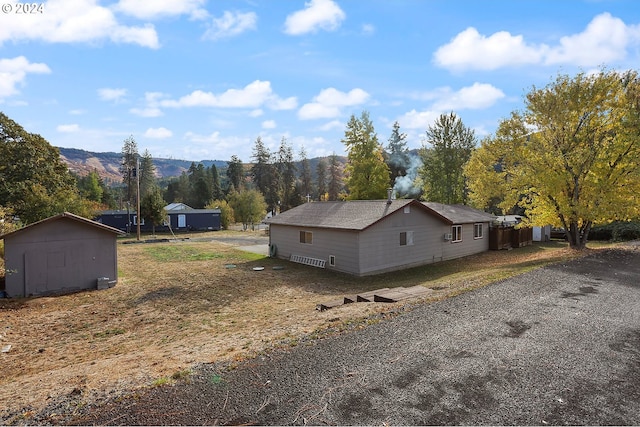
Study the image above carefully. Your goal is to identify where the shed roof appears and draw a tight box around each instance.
[0,212,125,240]
[422,202,495,224]
[266,199,431,231]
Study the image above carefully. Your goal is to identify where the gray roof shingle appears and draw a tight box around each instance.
[266,199,494,231]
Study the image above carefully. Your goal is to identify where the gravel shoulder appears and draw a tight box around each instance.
[52,245,640,426]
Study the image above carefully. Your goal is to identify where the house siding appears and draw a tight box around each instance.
[269,224,360,274]
[4,219,119,297]
[358,208,448,275]
[442,222,490,261]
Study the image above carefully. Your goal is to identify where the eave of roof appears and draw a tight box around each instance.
[0,212,126,240]
[266,199,431,231]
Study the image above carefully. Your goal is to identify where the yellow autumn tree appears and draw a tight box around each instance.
[466,70,640,249]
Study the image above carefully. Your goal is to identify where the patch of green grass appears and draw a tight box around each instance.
[151,377,171,387]
[144,245,225,262]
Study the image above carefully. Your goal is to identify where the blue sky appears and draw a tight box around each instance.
[1,0,639,163]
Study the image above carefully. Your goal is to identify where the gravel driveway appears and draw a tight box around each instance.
[69,246,640,425]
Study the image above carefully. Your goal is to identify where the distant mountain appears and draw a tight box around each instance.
[57,147,229,184]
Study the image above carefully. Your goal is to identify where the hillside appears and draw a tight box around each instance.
[58,147,229,184]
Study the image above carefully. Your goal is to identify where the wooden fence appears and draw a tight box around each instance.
[489,226,533,250]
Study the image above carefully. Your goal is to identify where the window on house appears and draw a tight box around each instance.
[133,215,145,226]
[452,225,462,243]
[400,231,414,246]
[404,206,411,214]
[474,223,483,239]
[299,231,313,244]
[329,255,336,266]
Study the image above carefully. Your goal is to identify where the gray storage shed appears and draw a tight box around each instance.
[1,212,124,297]
[266,199,494,276]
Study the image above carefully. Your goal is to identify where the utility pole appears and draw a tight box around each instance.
[136,155,141,241]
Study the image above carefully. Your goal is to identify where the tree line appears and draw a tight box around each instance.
[1,69,638,250]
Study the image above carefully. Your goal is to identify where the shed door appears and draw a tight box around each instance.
[178,214,186,228]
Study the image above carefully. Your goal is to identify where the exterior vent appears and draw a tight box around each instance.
[443,233,452,241]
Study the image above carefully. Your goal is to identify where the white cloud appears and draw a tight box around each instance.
[98,87,127,102]
[161,80,295,110]
[114,0,208,20]
[432,83,505,111]
[0,0,159,49]
[319,120,344,131]
[434,27,545,71]
[262,120,276,129]
[397,109,441,130]
[203,10,257,41]
[57,124,80,133]
[434,13,640,71]
[284,0,345,35]
[545,13,639,66]
[249,109,264,117]
[298,87,370,120]
[0,56,51,98]
[144,127,173,139]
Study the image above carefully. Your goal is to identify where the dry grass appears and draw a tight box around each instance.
[0,232,614,420]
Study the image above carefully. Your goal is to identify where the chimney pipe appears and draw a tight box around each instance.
[387,188,393,204]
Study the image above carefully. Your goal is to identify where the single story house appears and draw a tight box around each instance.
[0,212,124,298]
[95,204,221,232]
[265,198,494,276]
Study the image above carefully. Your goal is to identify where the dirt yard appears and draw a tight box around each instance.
[0,232,596,424]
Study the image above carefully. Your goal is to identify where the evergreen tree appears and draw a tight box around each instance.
[420,112,475,204]
[226,155,244,193]
[385,121,410,188]
[140,186,166,235]
[328,153,343,201]
[139,149,156,200]
[209,164,222,201]
[77,170,103,202]
[342,111,390,199]
[316,157,328,201]
[298,147,313,201]
[119,136,139,205]
[276,137,298,211]
[251,137,277,210]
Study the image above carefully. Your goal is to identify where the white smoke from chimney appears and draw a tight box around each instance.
[393,154,423,198]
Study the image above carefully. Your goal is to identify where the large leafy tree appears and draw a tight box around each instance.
[0,112,89,223]
[465,70,640,249]
[420,112,476,204]
[342,111,390,199]
[228,189,267,231]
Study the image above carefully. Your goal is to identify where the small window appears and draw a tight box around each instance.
[299,231,313,244]
[400,231,414,246]
[404,206,411,214]
[133,215,145,226]
[452,225,462,243]
[329,255,336,266]
[474,223,483,239]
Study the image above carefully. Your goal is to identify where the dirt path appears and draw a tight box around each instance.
[63,245,640,425]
